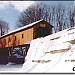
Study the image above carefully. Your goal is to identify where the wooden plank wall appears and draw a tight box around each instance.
[0,21,52,49]
[0,28,33,48]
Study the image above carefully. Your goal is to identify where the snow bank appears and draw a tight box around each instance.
[20,27,75,73]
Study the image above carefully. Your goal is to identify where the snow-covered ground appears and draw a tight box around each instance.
[20,27,75,73]
[0,63,23,73]
[0,27,75,73]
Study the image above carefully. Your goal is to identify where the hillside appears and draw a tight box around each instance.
[20,27,75,73]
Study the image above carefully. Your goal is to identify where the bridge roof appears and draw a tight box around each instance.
[0,19,53,38]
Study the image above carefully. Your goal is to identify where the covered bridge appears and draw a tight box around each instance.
[0,19,53,64]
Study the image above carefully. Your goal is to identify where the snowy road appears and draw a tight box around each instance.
[0,63,23,73]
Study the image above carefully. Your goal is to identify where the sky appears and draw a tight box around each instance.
[0,1,35,31]
[0,1,74,32]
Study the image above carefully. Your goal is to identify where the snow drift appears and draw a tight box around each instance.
[20,27,75,73]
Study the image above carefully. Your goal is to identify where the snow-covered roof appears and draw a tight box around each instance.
[0,19,53,38]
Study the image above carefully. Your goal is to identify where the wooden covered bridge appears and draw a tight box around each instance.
[0,19,53,64]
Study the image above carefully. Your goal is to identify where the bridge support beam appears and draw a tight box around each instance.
[9,44,30,64]
[0,44,30,64]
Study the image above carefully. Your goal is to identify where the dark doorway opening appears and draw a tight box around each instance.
[36,27,50,38]
[0,48,9,64]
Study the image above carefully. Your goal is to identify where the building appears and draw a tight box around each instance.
[0,19,53,64]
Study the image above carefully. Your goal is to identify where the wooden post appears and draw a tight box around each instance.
[25,44,30,57]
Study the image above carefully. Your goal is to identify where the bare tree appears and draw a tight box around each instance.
[0,19,9,36]
[55,4,65,32]
[49,4,67,33]
[68,6,75,27]
[17,3,52,28]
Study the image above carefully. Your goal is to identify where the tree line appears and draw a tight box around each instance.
[0,2,75,36]
[0,19,9,36]
[17,2,75,33]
